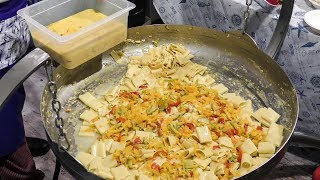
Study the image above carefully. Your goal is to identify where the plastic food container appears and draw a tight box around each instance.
[18,0,135,69]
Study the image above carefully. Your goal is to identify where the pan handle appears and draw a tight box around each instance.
[265,0,294,59]
[291,131,320,149]
[0,48,50,111]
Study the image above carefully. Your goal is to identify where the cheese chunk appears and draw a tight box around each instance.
[252,108,271,127]
[88,156,102,171]
[95,170,113,179]
[222,93,246,108]
[80,109,99,122]
[252,157,268,167]
[79,92,103,111]
[196,126,212,143]
[96,140,107,157]
[258,142,275,154]
[241,153,253,168]
[135,131,152,140]
[109,141,125,153]
[82,121,94,126]
[240,139,257,155]
[259,153,274,158]
[193,74,215,86]
[153,157,167,166]
[217,136,233,148]
[199,171,218,180]
[211,84,228,94]
[137,174,152,180]
[141,149,156,158]
[78,125,95,137]
[76,152,95,168]
[91,141,98,156]
[111,165,130,180]
[101,155,118,168]
[94,117,109,134]
[105,139,114,152]
[164,135,177,146]
[262,108,280,123]
[194,158,211,169]
[265,123,284,147]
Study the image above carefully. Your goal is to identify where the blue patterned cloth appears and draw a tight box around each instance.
[0,15,30,70]
[0,0,31,70]
[153,0,320,137]
[0,0,30,157]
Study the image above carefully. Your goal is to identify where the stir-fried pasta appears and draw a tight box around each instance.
[75,44,283,180]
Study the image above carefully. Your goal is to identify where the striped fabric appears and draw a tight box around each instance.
[0,141,45,180]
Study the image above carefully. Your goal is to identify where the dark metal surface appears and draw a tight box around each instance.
[265,0,295,58]
[0,48,49,111]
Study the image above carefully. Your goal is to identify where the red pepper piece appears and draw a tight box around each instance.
[130,91,139,96]
[185,123,195,131]
[109,105,116,115]
[139,84,148,89]
[116,117,126,123]
[117,134,122,141]
[214,131,221,137]
[166,100,181,114]
[225,160,230,169]
[218,118,225,124]
[237,148,243,162]
[230,129,238,135]
[151,163,161,171]
[209,114,219,121]
[213,145,220,150]
[244,124,249,133]
[134,137,142,144]
[169,100,181,107]
[166,106,172,114]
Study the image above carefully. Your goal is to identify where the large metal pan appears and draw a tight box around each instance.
[1,0,320,174]
[1,24,319,180]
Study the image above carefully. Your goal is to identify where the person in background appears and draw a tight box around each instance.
[0,0,48,179]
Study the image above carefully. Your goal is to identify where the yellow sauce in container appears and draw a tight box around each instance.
[32,9,127,69]
[47,9,107,36]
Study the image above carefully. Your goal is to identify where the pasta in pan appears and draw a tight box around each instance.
[75,44,284,180]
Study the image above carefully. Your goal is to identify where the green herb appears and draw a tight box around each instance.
[157,99,167,111]
[168,123,182,136]
[229,154,237,163]
[184,160,198,169]
[127,159,133,169]
[146,106,158,115]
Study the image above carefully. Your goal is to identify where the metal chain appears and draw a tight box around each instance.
[45,59,70,152]
[243,0,253,34]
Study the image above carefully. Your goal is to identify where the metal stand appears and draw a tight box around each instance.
[53,160,61,180]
